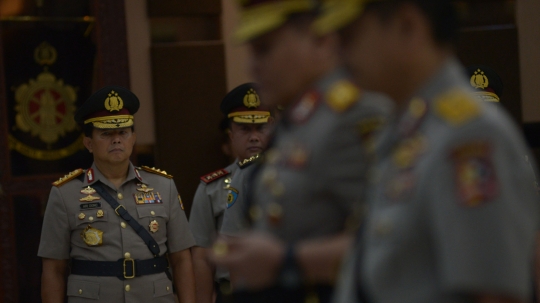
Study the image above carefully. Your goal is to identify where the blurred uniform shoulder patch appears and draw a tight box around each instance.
[52,168,84,187]
[200,169,230,184]
[325,80,361,112]
[140,166,173,179]
[434,89,480,126]
[451,141,499,207]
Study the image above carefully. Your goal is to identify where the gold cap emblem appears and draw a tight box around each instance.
[470,69,489,89]
[243,88,260,108]
[104,90,124,112]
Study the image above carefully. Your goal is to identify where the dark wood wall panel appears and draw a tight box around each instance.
[147,0,221,16]
[456,27,522,124]
[92,0,130,88]
[151,42,228,215]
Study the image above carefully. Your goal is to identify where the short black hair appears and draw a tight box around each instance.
[82,124,135,138]
[366,0,459,45]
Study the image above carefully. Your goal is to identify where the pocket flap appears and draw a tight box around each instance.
[67,279,100,299]
[137,205,167,219]
[153,277,173,297]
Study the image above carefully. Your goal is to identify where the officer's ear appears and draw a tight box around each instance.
[83,136,93,153]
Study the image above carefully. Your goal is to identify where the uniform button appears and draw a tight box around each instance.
[78,213,85,220]
[166,286,170,291]
[121,222,127,228]
[118,193,123,200]
[124,252,131,258]
[125,285,130,292]
[78,289,83,295]
[88,216,94,222]
[150,211,155,216]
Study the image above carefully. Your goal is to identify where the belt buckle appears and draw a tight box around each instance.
[115,205,126,216]
[123,257,135,279]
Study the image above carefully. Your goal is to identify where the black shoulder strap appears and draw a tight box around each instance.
[93,182,161,257]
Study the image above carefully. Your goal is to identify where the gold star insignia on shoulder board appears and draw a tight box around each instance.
[52,168,84,187]
[434,89,480,126]
[238,154,261,169]
[325,80,361,112]
[139,166,173,179]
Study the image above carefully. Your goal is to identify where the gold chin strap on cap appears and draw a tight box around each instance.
[235,0,316,42]
[84,115,134,129]
[228,111,271,124]
[313,0,375,35]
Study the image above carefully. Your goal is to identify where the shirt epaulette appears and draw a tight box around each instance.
[434,89,480,126]
[200,169,230,184]
[238,154,261,169]
[325,80,361,113]
[139,166,173,179]
[52,168,84,187]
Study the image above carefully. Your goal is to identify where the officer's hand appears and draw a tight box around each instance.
[209,232,286,290]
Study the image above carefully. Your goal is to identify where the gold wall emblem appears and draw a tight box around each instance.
[14,71,78,145]
[470,69,489,89]
[34,41,57,66]
[243,88,260,108]
[104,90,124,112]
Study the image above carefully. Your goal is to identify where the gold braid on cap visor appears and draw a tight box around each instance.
[228,111,271,123]
[473,92,500,103]
[84,115,134,129]
[235,0,316,42]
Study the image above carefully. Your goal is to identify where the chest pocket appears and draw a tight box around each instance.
[137,205,168,241]
[75,210,108,227]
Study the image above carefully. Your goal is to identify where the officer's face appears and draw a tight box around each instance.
[83,127,136,166]
[229,121,273,161]
[248,20,330,108]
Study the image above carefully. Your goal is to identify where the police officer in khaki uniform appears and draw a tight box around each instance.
[312,1,540,303]
[189,83,273,303]
[38,86,196,303]
[211,1,391,302]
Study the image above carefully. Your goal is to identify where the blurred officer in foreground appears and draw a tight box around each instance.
[211,1,391,302]
[38,86,196,303]
[189,83,273,303]
[312,1,540,303]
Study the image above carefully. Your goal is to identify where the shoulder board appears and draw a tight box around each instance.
[434,89,480,126]
[52,168,84,187]
[139,166,173,179]
[238,154,261,169]
[325,80,361,113]
[200,169,230,184]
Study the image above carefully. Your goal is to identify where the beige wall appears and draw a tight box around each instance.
[125,0,155,145]
[222,0,253,91]
[517,0,540,123]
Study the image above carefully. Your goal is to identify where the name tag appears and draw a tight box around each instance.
[80,202,102,210]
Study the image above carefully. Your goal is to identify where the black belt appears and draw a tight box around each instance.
[71,254,170,280]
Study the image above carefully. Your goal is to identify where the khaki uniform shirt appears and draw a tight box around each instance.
[38,162,195,303]
[221,158,261,236]
[250,69,391,244]
[189,162,239,248]
[333,58,540,303]
[189,162,242,281]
